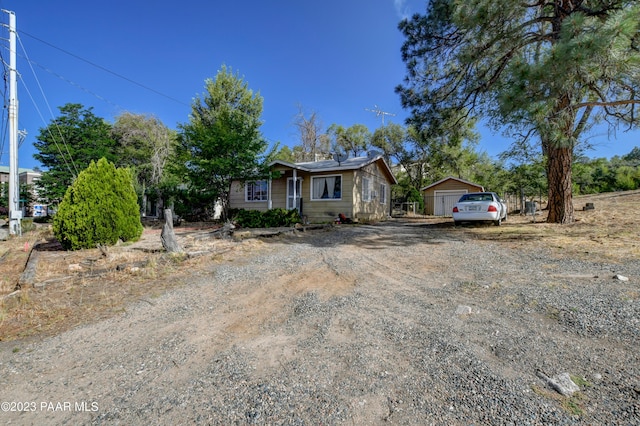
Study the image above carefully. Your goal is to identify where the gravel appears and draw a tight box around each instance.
[0,220,639,425]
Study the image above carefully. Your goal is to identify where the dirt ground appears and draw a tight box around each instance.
[1,190,638,342]
[0,191,638,424]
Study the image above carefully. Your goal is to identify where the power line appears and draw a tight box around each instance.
[19,30,189,107]
[17,53,125,110]
[16,31,79,177]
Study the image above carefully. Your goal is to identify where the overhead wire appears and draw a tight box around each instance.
[1,19,191,176]
[19,55,125,110]
[19,30,189,107]
[15,32,79,177]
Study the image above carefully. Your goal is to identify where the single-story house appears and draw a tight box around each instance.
[229,153,397,223]
[421,176,484,216]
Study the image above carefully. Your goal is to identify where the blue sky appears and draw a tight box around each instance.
[0,0,638,171]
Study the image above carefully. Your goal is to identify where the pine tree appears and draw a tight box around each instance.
[176,65,271,220]
[397,0,640,223]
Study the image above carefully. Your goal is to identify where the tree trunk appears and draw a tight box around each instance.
[141,181,147,216]
[546,145,574,224]
[161,209,183,253]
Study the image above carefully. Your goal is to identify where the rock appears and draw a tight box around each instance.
[549,373,581,396]
[455,305,473,316]
[0,227,8,241]
[537,371,580,396]
[613,274,629,282]
[68,263,83,272]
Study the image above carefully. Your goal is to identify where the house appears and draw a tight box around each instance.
[229,153,397,223]
[421,176,484,216]
[0,166,44,217]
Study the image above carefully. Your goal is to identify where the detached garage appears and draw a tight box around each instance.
[421,177,484,216]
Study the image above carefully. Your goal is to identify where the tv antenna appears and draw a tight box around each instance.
[365,105,396,126]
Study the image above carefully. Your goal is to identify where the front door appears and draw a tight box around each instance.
[287,178,302,211]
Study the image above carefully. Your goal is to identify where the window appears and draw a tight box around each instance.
[362,177,370,202]
[246,180,268,201]
[311,175,341,200]
[379,183,387,204]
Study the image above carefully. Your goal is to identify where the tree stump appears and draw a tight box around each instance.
[161,209,183,253]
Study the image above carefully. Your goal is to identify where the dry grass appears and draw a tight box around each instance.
[1,190,638,342]
[0,223,238,342]
[463,190,640,263]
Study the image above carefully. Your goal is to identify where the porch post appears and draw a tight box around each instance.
[268,177,273,209]
[292,169,298,211]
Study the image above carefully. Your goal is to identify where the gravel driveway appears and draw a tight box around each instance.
[1,220,639,425]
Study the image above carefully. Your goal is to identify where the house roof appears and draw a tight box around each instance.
[0,166,41,175]
[420,176,484,191]
[270,154,398,184]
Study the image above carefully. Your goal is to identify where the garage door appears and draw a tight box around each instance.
[434,190,467,216]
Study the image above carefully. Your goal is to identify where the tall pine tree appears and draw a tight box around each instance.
[397,0,640,223]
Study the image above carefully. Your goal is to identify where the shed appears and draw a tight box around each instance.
[421,177,484,216]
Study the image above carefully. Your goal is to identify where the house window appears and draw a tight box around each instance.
[246,180,268,201]
[362,177,370,202]
[311,175,341,200]
[379,183,387,204]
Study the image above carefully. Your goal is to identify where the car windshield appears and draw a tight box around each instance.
[459,193,493,202]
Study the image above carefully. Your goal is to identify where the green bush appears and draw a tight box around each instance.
[233,208,301,228]
[53,158,143,250]
[406,187,425,213]
[233,209,264,228]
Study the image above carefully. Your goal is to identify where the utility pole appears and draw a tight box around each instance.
[3,9,20,235]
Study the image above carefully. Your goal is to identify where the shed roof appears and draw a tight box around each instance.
[420,176,483,191]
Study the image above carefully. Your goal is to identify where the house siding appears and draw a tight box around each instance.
[229,156,396,224]
[353,163,391,221]
[303,171,355,223]
[229,181,268,211]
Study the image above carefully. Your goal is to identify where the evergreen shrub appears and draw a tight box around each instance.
[233,208,301,228]
[53,158,143,250]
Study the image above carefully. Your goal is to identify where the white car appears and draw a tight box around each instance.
[452,192,507,226]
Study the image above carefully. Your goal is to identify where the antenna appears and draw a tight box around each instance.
[365,105,396,126]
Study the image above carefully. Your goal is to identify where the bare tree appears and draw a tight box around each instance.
[292,105,331,162]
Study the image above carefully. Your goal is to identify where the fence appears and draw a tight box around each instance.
[391,201,421,217]
[416,192,547,217]
[501,192,547,214]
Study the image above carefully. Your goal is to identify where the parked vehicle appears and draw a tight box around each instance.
[452,192,507,226]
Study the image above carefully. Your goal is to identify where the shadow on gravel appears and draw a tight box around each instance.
[258,219,465,250]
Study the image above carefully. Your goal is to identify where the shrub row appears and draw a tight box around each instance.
[231,208,301,228]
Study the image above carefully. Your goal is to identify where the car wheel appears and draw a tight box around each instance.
[454,221,461,227]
